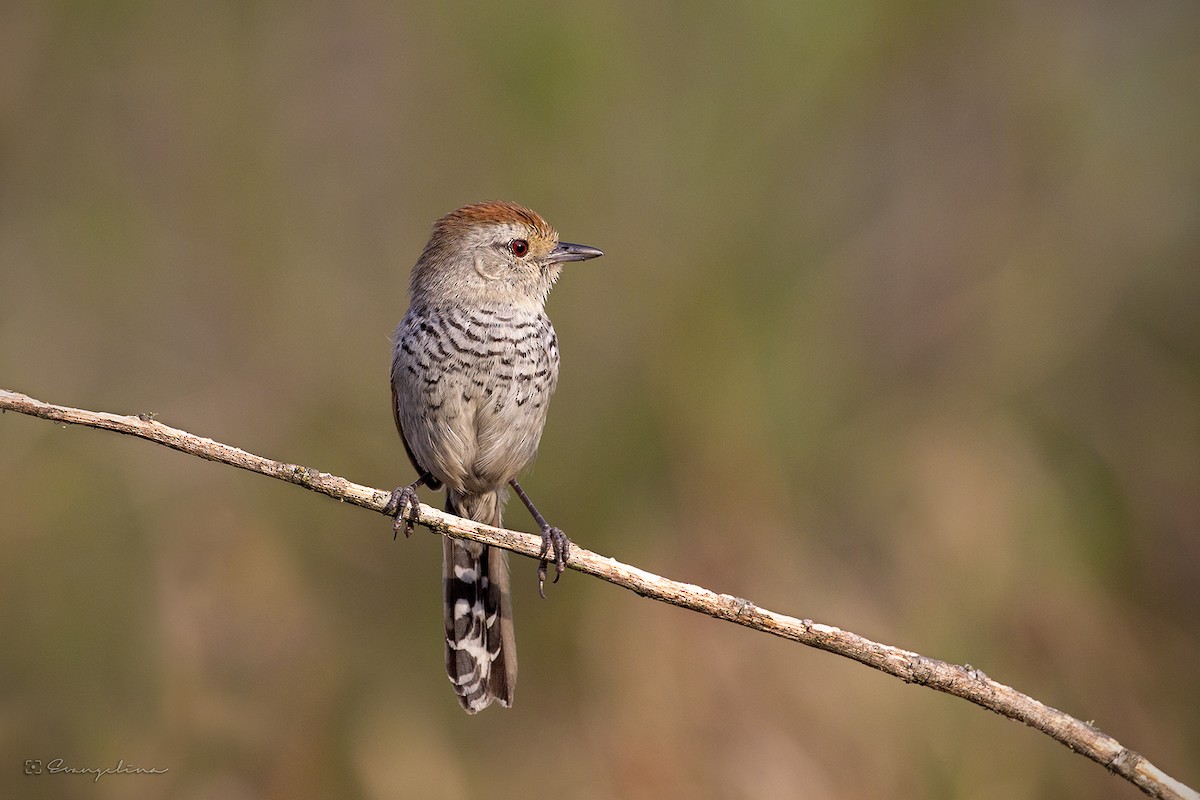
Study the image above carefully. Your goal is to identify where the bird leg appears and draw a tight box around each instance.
[510,479,570,598]
[385,472,434,539]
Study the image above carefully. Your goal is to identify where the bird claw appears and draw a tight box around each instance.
[536,525,570,599]
[385,484,422,539]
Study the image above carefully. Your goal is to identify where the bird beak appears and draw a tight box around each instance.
[547,242,604,264]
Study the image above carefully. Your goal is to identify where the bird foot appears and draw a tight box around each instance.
[384,484,422,539]
[536,525,571,599]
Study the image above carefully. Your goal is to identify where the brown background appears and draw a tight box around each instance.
[1,2,1197,798]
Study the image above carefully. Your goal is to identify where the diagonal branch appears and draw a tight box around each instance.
[1,387,1195,800]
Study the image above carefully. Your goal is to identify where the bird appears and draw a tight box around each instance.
[386,201,603,713]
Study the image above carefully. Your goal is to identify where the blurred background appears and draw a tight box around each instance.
[1,1,1197,798]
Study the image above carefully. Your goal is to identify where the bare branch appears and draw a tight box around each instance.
[1,387,1195,800]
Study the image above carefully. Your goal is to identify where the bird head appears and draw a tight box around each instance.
[409,201,603,308]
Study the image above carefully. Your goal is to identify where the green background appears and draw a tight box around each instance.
[1,2,1197,798]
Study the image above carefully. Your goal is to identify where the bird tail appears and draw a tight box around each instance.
[443,490,517,713]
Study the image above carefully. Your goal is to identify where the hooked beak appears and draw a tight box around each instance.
[546,241,604,264]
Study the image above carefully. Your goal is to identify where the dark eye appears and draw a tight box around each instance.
[510,239,529,257]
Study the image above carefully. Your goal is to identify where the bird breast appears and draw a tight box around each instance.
[392,302,560,495]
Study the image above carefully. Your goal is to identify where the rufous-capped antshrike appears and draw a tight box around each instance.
[386,201,602,713]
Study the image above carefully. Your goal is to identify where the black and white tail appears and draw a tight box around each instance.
[443,491,516,713]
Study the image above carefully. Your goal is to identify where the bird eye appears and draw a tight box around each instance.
[510,239,529,258]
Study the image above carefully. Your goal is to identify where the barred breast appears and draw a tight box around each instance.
[391,301,559,496]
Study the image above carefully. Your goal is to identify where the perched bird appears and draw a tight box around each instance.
[387,201,602,713]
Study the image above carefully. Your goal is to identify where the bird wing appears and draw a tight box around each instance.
[392,372,443,491]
